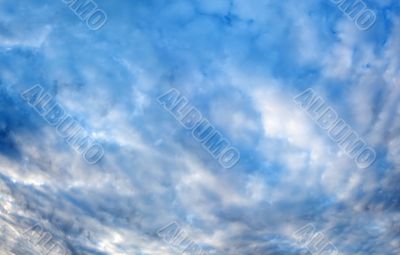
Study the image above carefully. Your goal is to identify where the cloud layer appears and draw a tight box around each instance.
[0,0,399,254]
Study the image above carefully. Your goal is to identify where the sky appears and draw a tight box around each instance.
[0,0,399,254]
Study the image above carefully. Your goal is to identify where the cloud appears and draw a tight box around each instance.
[0,0,399,254]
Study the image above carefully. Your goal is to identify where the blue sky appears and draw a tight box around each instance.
[0,0,399,254]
